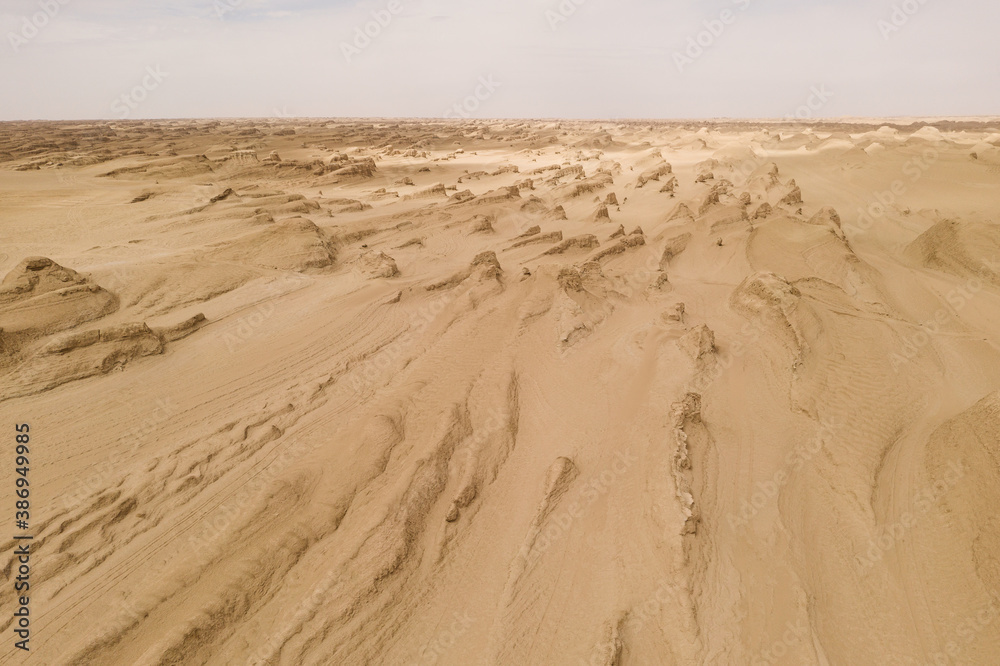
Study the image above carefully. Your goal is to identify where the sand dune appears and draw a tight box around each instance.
[1,118,1000,665]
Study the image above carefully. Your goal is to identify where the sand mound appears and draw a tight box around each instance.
[589,233,646,263]
[910,126,945,142]
[99,261,262,318]
[746,161,781,189]
[506,231,563,250]
[659,233,693,268]
[514,225,541,239]
[519,195,547,214]
[636,163,672,188]
[542,234,601,255]
[405,183,447,200]
[326,156,378,179]
[3,322,164,401]
[155,312,208,341]
[730,272,804,351]
[923,391,1000,592]
[208,217,336,271]
[905,219,1000,285]
[554,171,614,199]
[970,142,1000,165]
[678,324,717,361]
[808,206,846,237]
[426,251,504,290]
[100,154,214,179]
[778,179,803,205]
[468,215,496,234]
[474,186,521,205]
[357,251,400,279]
[712,143,760,167]
[449,189,474,203]
[668,203,696,223]
[0,257,117,342]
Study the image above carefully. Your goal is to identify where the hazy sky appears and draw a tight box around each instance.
[1,0,997,120]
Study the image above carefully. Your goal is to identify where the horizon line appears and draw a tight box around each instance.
[2,115,999,126]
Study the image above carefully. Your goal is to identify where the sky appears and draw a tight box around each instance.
[0,0,997,121]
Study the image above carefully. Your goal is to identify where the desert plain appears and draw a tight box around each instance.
[1,118,1000,665]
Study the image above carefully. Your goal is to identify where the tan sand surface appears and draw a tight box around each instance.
[1,118,999,664]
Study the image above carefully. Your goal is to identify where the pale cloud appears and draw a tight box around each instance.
[0,0,997,120]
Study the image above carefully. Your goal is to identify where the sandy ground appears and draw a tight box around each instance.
[1,118,1000,665]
